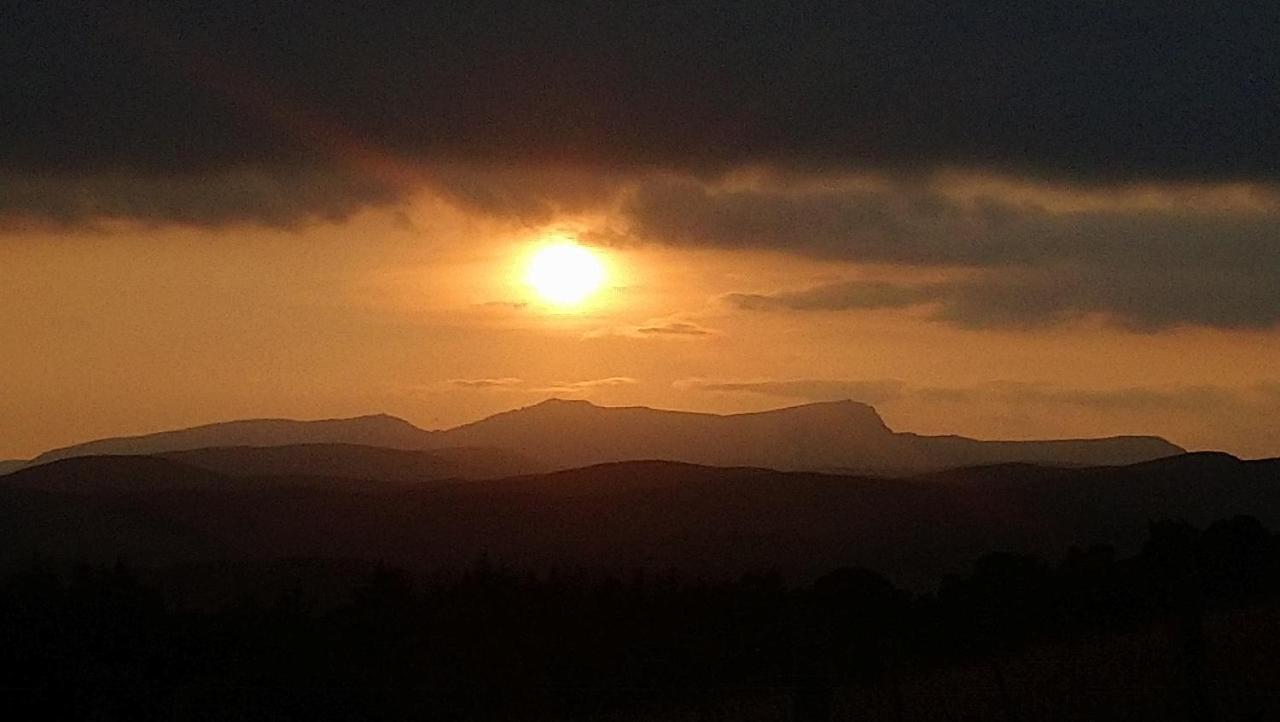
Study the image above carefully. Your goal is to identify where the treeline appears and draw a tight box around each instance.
[3,516,1279,721]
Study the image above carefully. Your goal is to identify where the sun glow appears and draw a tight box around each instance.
[525,242,607,308]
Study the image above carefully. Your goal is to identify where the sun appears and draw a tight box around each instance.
[525,242,607,308]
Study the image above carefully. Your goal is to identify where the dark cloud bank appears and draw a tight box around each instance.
[5,2,1277,194]
[661,178,1280,329]
[4,1,1279,329]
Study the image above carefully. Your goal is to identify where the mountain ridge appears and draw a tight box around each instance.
[26,414,437,467]
[432,398,1183,473]
[5,398,1186,476]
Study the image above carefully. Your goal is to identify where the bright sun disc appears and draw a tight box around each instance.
[526,243,606,307]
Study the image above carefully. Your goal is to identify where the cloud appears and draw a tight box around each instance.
[2,4,1275,332]
[628,177,1280,272]
[541,377,639,393]
[725,281,932,313]
[674,378,906,404]
[670,177,1280,329]
[448,377,639,394]
[725,266,1280,331]
[587,318,719,339]
[476,301,530,311]
[2,3,1277,225]
[636,321,715,337]
[447,377,525,389]
[0,167,395,228]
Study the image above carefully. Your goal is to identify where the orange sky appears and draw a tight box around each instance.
[3,173,1278,460]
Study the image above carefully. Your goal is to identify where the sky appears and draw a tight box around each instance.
[2,1,1279,459]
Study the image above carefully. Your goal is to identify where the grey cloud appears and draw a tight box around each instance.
[627,179,1280,272]
[0,167,395,228]
[423,165,632,223]
[673,180,1280,329]
[725,281,933,313]
[636,321,716,337]
[728,266,1280,331]
[447,378,525,389]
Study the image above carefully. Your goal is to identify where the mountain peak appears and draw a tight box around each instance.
[528,398,597,409]
[785,398,879,413]
[345,412,421,428]
[749,398,891,431]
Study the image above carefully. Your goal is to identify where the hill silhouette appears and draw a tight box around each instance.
[27,414,436,466]
[5,399,1184,477]
[2,452,1274,588]
[162,443,542,485]
[0,455,232,493]
[435,398,1183,473]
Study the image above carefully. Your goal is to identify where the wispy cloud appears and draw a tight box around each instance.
[447,376,640,395]
[636,321,716,336]
[447,377,525,389]
[586,317,719,340]
[541,377,639,393]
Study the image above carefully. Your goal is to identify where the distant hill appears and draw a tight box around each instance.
[0,454,398,494]
[2,452,1274,587]
[431,398,1184,473]
[162,443,543,484]
[24,414,438,467]
[433,398,898,471]
[5,399,1184,476]
[0,455,233,493]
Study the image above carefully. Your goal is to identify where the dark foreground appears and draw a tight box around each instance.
[4,515,1280,721]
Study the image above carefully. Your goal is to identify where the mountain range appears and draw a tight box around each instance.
[2,398,1185,478]
[2,399,1275,588]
